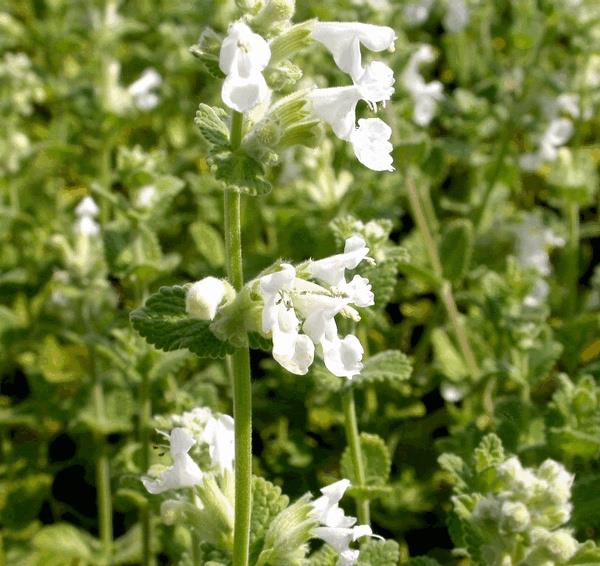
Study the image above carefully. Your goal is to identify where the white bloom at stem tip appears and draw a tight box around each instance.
[312,22,396,82]
[219,21,271,113]
[142,428,203,494]
[520,118,573,171]
[74,196,100,237]
[186,277,227,321]
[311,478,354,527]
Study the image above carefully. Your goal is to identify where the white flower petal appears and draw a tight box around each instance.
[356,61,395,108]
[341,275,374,307]
[337,549,360,566]
[76,196,99,218]
[128,68,162,97]
[169,427,195,457]
[186,277,226,321]
[308,236,371,287]
[310,86,361,141]
[219,21,271,76]
[201,415,235,472]
[313,526,355,553]
[221,70,270,113]
[350,118,394,172]
[273,333,315,375]
[322,334,364,379]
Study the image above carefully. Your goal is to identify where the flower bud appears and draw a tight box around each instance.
[545,529,578,562]
[500,501,530,533]
[186,277,233,321]
[252,0,295,36]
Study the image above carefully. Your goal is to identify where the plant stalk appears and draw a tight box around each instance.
[341,387,370,526]
[405,176,480,380]
[566,203,580,316]
[140,368,152,566]
[226,111,252,566]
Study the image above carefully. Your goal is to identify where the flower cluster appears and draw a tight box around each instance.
[310,22,396,171]
[311,479,380,566]
[258,236,374,378]
[142,408,234,494]
[401,45,443,127]
[467,457,579,565]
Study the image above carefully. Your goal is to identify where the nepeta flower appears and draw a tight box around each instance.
[74,196,100,237]
[186,277,228,321]
[128,68,162,111]
[402,45,444,126]
[520,118,574,171]
[258,236,374,378]
[142,428,203,494]
[311,478,381,565]
[219,21,271,113]
[312,22,396,81]
[310,21,396,172]
[201,414,235,473]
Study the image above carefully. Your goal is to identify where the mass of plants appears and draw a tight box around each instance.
[1,0,599,565]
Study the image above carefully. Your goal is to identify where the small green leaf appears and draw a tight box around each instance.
[473,433,505,473]
[130,285,234,359]
[195,104,230,150]
[431,328,468,381]
[341,433,391,492]
[352,350,412,388]
[439,219,473,282]
[32,523,98,563]
[189,221,225,268]
[357,539,400,566]
[213,151,271,196]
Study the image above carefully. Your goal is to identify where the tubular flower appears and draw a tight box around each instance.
[142,428,203,494]
[258,236,374,378]
[74,196,100,237]
[309,21,396,171]
[201,414,235,473]
[219,21,271,112]
[128,68,162,111]
[312,22,396,82]
[311,478,382,565]
[520,118,574,171]
[402,45,444,126]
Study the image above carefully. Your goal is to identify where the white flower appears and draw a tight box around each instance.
[349,118,394,171]
[128,68,162,111]
[76,196,100,218]
[260,264,316,375]
[312,22,396,81]
[310,62,395,141]
[308,236,373,287]
[313,524,373,553]
[402,45,444,126]
[337,549,360,566]
[136,185,157,208]
[520,118,573,171]
[186,277,227,321]
[201,414,235,473]
[443,0,470,33]
[311,479,355,527]
[403,0,435,26]
[219,21,271,113]
[258,237,373,378]
[142,428,203,494]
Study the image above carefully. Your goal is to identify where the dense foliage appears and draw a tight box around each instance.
[1,0,599,565]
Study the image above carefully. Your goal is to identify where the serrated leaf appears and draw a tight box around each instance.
[249,476,289,566]
[248,331,272,352]
[308,544,338,566]
[352,350,412,388]
[439,219,473,282]
[213,151,271,196]
[473,434,505,473]
[341,433,391,494]
[357,539,400,566]
[438,453,468,490]
[130,285,234,359]
[195,104,229,150]
[189,221,225,268]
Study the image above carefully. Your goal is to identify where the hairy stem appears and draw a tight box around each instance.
[140,368,152,566]
[405,176,480,380]
[341,387,370,525]
[226,111,252,566]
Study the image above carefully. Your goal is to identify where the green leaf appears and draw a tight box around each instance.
[213,151,271,196]
[189,221,225,268]
[249,476,289,566]
[431,328,468,381]
[341,433,391,494]
[308,545,338,566]
[439,219,473,282]
[357,539,400,566]
[351,350,412,388]
[32,523,99,564]
[130,285,234,359]
[473,434,505,473]
[438,453,468,490]
[195,104,230,150]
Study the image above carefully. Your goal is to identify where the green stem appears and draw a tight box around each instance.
[341,387,370,526]
[140,369,152,566]
[89,343,113,558]
[226,111,252,566]
[405,176,480,380]
[565,203,580,316]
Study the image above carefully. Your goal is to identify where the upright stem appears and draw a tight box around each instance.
[89,342,113,558]
[139,369,152,566]
[405,176,480,380]
[341,387,370,526]
[565,203,580,316]
[226,111,252,566]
